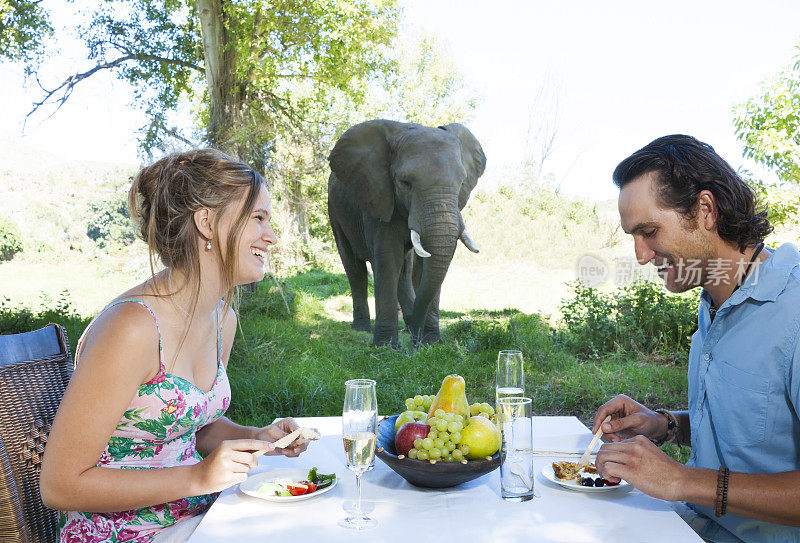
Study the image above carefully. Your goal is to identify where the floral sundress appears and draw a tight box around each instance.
[58,299,232,543]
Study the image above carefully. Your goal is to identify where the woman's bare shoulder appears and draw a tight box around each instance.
[78,300,161,382]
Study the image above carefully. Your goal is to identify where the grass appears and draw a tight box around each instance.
[225,270,691,432]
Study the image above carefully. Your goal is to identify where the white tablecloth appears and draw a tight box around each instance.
[189,416,702,542]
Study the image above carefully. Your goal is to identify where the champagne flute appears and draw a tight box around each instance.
[496,350,524,405]
[340,379,377,530]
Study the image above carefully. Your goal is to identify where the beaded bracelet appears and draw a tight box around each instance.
[715,465,730,518]
[653,409,678,446]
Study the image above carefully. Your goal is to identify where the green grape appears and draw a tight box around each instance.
[439,432,450,443]
[422,438,434,450]
[427,428,438,440]
[447,421,462,433]
[405,400,414,410]
[422,397,432,409]
[429,447,442,459]
[480,403,495,416]
[445,453,454,462]
[478,412,490,419]
[436,419,448,432]
[450,431,462,444]
[446,441,456,451]
[452,449,464,461]
[408,448,418,459]
[459,444,470,455]
[414,395,424,406]
[434,438,445,449]
[454,414,464,423]
[427,417,439,427]
[469,403,481,416]
[413,438,423,449]
[417,450,429,461]
[434,409,446,419]
[444,412,455,423]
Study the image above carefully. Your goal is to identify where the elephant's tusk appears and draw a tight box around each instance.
[410,230,431,258]
[459,230,480,253]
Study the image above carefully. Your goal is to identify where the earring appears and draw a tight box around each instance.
[205,240,212,251]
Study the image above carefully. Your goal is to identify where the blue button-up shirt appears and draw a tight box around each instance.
[687,243,800,542]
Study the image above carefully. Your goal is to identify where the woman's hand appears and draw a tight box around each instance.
[193,439,274,494]
[595,435,689,501]
[254,417,313,457]
[592,394,668,442]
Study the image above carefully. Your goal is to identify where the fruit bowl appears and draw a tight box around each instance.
[375,415,500,488]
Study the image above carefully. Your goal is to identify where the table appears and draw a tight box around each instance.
[189,416,702,542]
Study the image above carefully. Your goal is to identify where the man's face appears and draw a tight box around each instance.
[618,172,714,292]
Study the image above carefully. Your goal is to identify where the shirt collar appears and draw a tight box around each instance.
[701,243,800,309]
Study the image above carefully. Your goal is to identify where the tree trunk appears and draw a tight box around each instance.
[196,0,237,155]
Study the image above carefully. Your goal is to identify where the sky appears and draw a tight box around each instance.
[2,0,799,201]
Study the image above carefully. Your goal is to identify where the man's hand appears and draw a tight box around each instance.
[592,394,669,442]
[595,435,688,501]
[254,417,312,457]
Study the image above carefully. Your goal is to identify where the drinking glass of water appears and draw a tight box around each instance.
[340,379,377,530]
[496,350,524,405]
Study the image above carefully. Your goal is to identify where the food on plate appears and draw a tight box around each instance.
[427,374,471,421]
[307,467,337,489]
[256,467,336,497]
[272,426,320,449]
[551,461,618,487]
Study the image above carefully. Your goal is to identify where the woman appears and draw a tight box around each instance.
[40,149,309,542]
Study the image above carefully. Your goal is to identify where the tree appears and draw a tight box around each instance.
[380,30,478,126]
[0,0,52,67]
[26,0,399,169]
[733,40,800,226]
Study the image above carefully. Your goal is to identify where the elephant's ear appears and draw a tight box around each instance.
[441,123,486,210]
[329,119,407,222]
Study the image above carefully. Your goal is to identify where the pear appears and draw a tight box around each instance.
[427,374,470,421]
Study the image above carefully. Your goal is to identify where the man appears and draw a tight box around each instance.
[592,134,800,543]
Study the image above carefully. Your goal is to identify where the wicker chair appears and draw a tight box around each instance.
[0,324,73,543]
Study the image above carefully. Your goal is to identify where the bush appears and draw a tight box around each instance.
[0,216,23,261]
[558,280,698,358]
[85,192,136,249]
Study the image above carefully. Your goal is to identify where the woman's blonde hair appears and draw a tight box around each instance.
[129,148,263,322]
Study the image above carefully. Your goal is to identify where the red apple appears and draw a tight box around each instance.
[395,422,430,456]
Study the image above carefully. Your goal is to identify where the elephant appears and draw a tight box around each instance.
[327,119,486,348]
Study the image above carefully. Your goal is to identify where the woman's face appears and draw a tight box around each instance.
[217,183,277,286]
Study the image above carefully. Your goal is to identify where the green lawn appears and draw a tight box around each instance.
[225,269,690,431]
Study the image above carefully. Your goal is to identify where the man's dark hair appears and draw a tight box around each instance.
[612,134,772,251]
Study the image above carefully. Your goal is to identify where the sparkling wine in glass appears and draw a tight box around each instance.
[340,379,377,530]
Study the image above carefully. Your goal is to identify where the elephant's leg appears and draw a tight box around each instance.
[348,259,372,332]
[421,288,442,345]
[397,253,415,332]
[331,222,371,332]
[371,226,406,348]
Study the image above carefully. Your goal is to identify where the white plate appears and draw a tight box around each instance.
[540,464,629,492]
[239,468,338,502]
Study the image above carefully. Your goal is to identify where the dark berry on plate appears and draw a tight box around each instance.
[580,477,594,486]
[594,478,605,487]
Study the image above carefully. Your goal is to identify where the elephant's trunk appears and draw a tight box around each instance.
[408,198,460,340]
